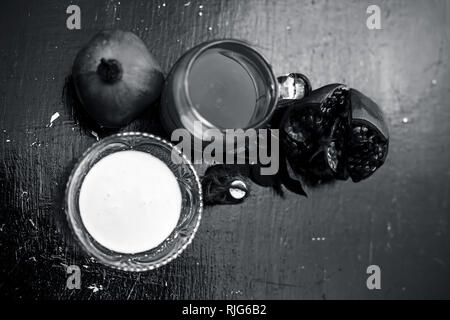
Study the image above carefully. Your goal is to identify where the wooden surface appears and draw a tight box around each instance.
[1,0,449,300]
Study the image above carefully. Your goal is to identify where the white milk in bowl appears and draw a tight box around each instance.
[78,150,182,254]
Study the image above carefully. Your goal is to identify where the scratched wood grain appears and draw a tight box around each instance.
[0,0,449,300]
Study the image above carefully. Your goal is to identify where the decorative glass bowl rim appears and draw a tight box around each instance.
[64,131,203,272]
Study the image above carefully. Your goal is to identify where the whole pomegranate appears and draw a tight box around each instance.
[72,30,164,128]
[280,84,389,184]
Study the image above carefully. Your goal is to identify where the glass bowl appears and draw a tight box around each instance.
[65,132,203,272]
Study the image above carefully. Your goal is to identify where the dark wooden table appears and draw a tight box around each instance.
[1,0,449,300]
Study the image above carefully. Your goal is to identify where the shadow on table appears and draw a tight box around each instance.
[62,75,120,139]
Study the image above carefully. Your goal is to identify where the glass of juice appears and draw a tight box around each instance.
[161,39,305,149]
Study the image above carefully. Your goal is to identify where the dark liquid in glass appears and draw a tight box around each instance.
[188,48,261,129]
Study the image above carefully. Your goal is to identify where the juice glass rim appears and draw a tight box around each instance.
[182,39,280,131]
